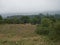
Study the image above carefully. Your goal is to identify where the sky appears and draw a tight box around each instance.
[0,0,60,16]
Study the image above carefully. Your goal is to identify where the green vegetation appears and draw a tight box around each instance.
[36,16,60,42]
[0,14,60,45]
[20,16,30,24]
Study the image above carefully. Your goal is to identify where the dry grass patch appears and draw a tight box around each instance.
[0,24,59,45]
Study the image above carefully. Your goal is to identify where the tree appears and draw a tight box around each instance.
[20,16,30,24]
[0,15,3,20]
[31,15,41,24]
[0,15,3,24]
[35,18,52,35]
[4,19,12,24]
[41,18,52,27]
[12,17,20,24]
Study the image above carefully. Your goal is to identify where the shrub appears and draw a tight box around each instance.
[48,22,60,41]
[36,18,60,41]
[36,26,49,35]
[35,18,52,35]
[41,18,53,27]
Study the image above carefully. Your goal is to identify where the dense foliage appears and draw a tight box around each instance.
[36,15,60,41]
[0,14,42,24]
[0,14,60,24]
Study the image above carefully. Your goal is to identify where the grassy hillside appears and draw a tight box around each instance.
[0,24,59,45]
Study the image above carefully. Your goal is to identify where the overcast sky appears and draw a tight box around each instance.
[0,0,60,15]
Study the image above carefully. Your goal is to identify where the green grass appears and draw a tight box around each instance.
[0,24,59,45]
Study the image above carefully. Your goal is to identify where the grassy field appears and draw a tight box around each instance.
[0,24,59,45]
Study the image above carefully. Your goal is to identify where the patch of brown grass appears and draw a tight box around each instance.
[0,24,36,40]
[0,24,59,45]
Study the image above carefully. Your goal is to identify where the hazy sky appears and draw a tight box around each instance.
[0,0,60,14]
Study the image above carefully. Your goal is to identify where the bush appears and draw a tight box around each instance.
[0,20,4,24]
[48,22,60,41]
[36,26,49,35]
[36,18,60,41]
[41,18,53,27]
[35,18,52,35]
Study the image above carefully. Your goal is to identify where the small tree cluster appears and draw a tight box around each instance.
[36,16,60,41]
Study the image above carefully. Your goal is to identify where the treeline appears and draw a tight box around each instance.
[0,14,60,24]
[0,14,41,24]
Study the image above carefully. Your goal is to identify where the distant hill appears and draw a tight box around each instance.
[1,11,60,19]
